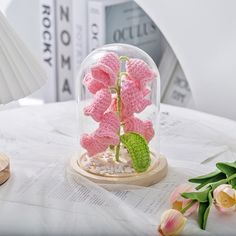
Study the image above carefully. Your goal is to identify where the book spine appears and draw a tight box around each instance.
[39,0,57,102]
[55,0,74,101]
[159,38,178,100]
[162,63,193,107]
[72,0,88,86]
[88,0,105,53]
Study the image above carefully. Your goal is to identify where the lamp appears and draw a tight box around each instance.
[0,10,47,185]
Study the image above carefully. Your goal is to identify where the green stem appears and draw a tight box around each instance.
[115,73,122,162]
[119,56,129,61]
[227,173,236,182]
[180,200,197,214]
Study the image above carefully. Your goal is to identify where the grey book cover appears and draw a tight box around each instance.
[105,1,162,65]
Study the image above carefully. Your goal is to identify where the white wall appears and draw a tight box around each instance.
[135,0,236,120]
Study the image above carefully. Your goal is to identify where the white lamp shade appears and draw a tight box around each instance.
[0,10,47,104]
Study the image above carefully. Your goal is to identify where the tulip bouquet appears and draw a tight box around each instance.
[80,52,156,173]
[158,161,236,236]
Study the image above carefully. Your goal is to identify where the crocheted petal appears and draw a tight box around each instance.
[84,88,112,122]
[143,121,155,142]
[124,116,143,133]
[100,52,120,75]
[100,111,120,132]
[124,117,154,142]
[80,134,108,157]
[95,129,119,146]
[121,80,150,114]
[83,73,106,94]
[134,98,151,113]
[91,63,116,87]
[142,88,151,97]
[126,58,155,81]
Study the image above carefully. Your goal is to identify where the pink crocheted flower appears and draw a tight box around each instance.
[123,116,154,142]
[94,112,120,145]
[91,52,120,87]
[80,134,108,157]
[126,58,156,89]
[83,73,106,94]
[121,79,151,116]
[80,112,119,156]
[84,88,112,122]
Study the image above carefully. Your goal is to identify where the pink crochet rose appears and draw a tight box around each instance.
[123,116,154,142]
[84,88,112,122]
[126,58,155,89]
[91,52,120,87]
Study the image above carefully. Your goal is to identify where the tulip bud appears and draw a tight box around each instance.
[158,209,186,236]
[170,184,198,216]
[213,184,236,212]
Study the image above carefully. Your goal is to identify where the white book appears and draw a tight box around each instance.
[55,0,74,101]
[39,0,57,102]
[88,0,162,65]
[158,37,178,100]
[162,63,195,108]
[72,0,88,88]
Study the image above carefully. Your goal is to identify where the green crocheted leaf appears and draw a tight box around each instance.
[120,132,151,173]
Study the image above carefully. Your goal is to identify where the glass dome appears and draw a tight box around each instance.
[75,43,161,177]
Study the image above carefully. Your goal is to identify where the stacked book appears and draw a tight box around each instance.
[39,0,193,108]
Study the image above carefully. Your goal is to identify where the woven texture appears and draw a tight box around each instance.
[84,88,112,122]
[80,112,119,156]
[91,52,120,87]
[80,134,108,157]
[121,79,151,117]
[83,73,106,94]
[126,58,155,89]
[124,116,154,142]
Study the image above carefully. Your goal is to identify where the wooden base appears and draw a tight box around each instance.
[0,153,10,185]
[70,153,168,187]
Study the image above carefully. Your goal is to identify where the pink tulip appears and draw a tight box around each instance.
[213,184,236,213]
[158,209,186,236]
[169,184,198,216]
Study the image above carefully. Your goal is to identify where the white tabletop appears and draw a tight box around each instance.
[0,101,235,235]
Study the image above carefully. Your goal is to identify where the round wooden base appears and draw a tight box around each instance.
[70,153,168,187]
[0,153,10,185]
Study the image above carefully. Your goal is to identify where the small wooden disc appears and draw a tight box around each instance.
[70,153,168,187]
[0,153,10,185]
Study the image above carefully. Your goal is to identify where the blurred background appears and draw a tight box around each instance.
[0,0,235,120]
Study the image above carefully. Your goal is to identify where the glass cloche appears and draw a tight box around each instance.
[72,44,167,186]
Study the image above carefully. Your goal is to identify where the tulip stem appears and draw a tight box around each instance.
[180,200,197,214]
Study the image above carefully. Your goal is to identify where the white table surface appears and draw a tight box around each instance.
[0,101,235,236]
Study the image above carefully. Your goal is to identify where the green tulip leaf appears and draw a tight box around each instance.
[189,170,226,190]
[216,161,236,189]
[181,188,210,203]
[120,132,151,173]
[198,190,213,230]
